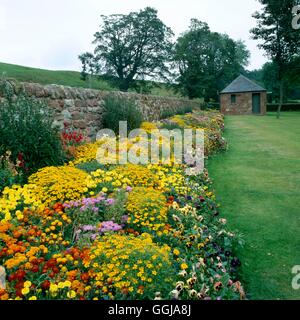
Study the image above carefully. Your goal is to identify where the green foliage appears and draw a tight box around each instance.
[80,7,174,91]
[0,81,66,177]
[174,19,250,101]
[102,96,143,133]
[160,122,183,130]
[160,105,194,119]
[0,168,15,193]
[250,0,300,116]
[76,161,107,173]
[267,103,300,111]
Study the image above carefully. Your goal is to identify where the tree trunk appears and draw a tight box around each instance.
[277,79,284,119]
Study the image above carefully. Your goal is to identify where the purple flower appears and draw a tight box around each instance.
[121,215,129,223]
[91,234,98,241]
[126,186,133,192]
[106,198,115,206]
[98,221,122,233]
[82,225,97,232]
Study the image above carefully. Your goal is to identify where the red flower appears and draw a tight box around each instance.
[41,280,50,290]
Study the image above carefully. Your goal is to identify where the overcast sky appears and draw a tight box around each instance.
[0,0,268,72]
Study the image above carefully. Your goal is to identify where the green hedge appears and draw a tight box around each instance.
[203,103,300,112]
[267,103,300,112]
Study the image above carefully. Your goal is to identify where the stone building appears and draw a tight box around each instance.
[220,75,267,115]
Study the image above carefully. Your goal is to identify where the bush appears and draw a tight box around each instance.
[267,103,300,112]
[102,96,143,133]
[0,81,66,176]
[0,168,14,192]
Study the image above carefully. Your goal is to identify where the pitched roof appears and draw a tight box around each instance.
[220,75,266,94]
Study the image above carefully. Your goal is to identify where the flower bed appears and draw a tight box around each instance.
[0,110,245,300]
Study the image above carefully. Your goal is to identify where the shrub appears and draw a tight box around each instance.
[0,151,23,192]
[160,105,194,119]
[102,96,143,133]
[0,168,14,193]
[0,82,66,176]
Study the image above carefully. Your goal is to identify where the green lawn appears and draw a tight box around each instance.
[207,112,300,300]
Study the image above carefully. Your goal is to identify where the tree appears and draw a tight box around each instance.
[79,7,174,91]
[251,0,300,118]
[174,20,250,101]
[78,52,98,89]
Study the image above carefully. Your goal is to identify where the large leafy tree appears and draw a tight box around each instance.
[174,20,250,101]
[79,7,174,91]
[251,0,300,118]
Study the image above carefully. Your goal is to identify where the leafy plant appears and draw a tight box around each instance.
[76,160,107,173]
[0,81,66,177]
[102,96,143,133]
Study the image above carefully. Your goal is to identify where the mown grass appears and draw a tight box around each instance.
[207,112,300,300]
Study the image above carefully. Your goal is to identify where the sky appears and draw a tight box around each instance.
[0,0,268,72]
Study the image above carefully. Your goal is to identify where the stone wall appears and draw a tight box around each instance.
[0,80,200,137]
[220,92,267,115]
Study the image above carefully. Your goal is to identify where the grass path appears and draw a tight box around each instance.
[207,113,300,300]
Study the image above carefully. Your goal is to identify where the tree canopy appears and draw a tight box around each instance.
[251,0,300,117]
[173,19,250,101]
[79,7,174,91]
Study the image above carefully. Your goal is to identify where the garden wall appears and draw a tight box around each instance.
[0,80,200,137]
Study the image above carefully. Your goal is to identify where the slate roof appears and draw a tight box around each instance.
[220,75,266,94]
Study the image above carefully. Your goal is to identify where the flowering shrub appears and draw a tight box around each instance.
[159,110,227,156]
[0,84,66,176]
[61,123,89,160]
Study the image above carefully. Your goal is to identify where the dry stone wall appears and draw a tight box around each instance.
[1,80,200,137]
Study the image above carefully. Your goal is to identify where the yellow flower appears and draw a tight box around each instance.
[29,296,37,300]
[67,290,76,299]
[102,187,108,193]
[173,249,180,256]
[24,281,32,288]
[181,263,188,270]
[49,283,58,293]
[21,287,30,295]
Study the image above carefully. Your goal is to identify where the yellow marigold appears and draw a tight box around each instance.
[89,233,174,298]
[126,187,168,233]
[111,165,160,189]
[28,166,93,205]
